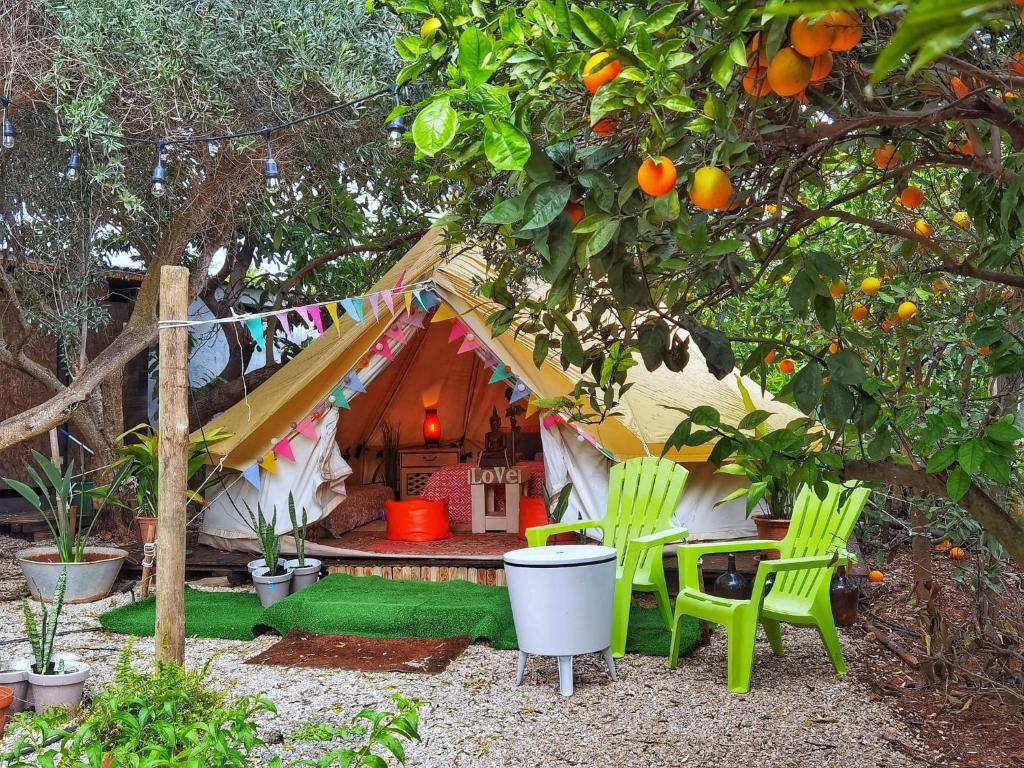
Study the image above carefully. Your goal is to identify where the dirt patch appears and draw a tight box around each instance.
[245,630,471,674]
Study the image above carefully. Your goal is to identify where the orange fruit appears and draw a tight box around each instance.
[826,10,863,52]
[565,202,585,225]
[828,280,847,298]
[897,300,918,321]
[778,358,795,374]
[637,156,678,197]
[828,341,840,354]
[766,203,779,216]
[873,144,898,170]
[914,219,933,238]
[747,32,769,67]
[951,76,969,98]
[978,345,992,357]
[867,569,884,583]
[583,52,622,95]
[899,186,924,208]
[952,211,971,229]
[742,66,772,97]
[810,52,833,82]
[950,139,975,156]
[688,166,733,210]
[850,303,869,322]
[764,349,778,363]
[790,15,835,58]
[767,48,812,97]
[880,319,893,332]
[1011,52,1024,76]
[949,546,967,560]
[860,276,881,295]
[590,115,618,136]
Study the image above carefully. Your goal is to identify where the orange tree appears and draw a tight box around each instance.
[387,0,1024,562]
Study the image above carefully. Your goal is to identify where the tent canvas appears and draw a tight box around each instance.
[198,229,804,553]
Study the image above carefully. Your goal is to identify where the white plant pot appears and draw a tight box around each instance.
[0,664,29,714]
[252,567,292,608]
[284,558,321,591]
[27,661,90,713]
[17,546,128,603]
[247,558,266,574]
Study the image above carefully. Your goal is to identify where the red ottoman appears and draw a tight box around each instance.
[385,498,453,542]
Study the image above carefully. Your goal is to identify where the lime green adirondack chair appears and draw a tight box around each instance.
[668,481,870,693]
[526,457,689,657]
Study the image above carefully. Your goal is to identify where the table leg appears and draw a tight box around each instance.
[505,482,520,534]
[557,655,574,696]
[602,647,617,681]
[516,651,527,686]
[470,483,486,533]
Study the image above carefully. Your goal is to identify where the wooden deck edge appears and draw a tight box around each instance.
[328,563,507,586]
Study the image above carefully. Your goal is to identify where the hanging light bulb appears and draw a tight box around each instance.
[385,84,407,148]
[263,131,280,193]
[66,146,81,181]
[151,142,167,197]
[1,100,14,150]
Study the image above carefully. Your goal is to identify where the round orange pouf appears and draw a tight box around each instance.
[385,498,453,542]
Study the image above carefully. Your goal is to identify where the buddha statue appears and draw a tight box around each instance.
[478,406,510,468]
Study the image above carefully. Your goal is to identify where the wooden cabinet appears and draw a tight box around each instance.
[398,448,460,499]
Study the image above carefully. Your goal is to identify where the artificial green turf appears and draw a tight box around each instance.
[99,574,700,657]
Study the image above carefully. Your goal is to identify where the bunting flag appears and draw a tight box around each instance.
[448,320,470,343]
[419,290,440,310]
[403,291,414,316]
[308,306,324,335]
[341,297,364,323]
[272,437,295,462]
[277,311,291,335]
[431,303,457,323]
[241,464,262,490]
[458,333,483,355]
[294,306,312,327]
[400,311,424,328]
[489,362,515,384]
[413,289,429,311]
[326,303,341,334]
[394,269,407,289]
[328,385,350,409]
[385,325,406,344]
[295,417,318,441]
[246,318,265,350]
[369,293,381,319]
[509,379,531,404]
[260,451,277,475]
[345,371,366,393]
[525,398,540,419]
[598,446,616,460]
[382,289,395,315]
[372,338,394,361]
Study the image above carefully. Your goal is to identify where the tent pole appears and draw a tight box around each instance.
[155,265,189,664]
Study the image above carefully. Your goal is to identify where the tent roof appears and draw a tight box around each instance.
[201,229,802,469]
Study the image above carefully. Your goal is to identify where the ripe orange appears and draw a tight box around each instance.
[1011,52,1024,76]
[951,76,970,98]
[747,32,769,67]
[583,52,622,95]
[826,10,863,52]
[978,346,992,357]
[764,349,778,364]
[828,280,847,298]
[897,300,918,321]
[565,202,585,225]
[688,166,734,210]
[828,341,840,354]
[867,569,884,583]
[790,15,835,58]
[950,139,975,156]
[637,156,678,197]
[742,66,772,97]
[810,52,833,83]
[861,276,881,295]
[767,48,812,97]
[873,144,898,170]
[766,202,779,216]
[949,546,967,560]
[952,211,971,229]
[899,186,924,209]
[778,358,795,374]
[914,219,933,238]
[590,115,618,136]
[850,303,869,322]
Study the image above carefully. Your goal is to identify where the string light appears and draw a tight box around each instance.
[150,141,166,197]
[1,98,13,150]
[386,85,407,148]
[66,146,81,180]
[263,131,280,193]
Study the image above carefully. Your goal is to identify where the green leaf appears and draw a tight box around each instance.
[957,439,985,475]
[484,123,531,170]
[728,38,748,67]
[533,334,550,367]
[711,49,735,90]
[638,320,669,371]
[821,382,855,424]
[981,453,1011,483]
[925,444,957,474]
[480,195,526,225]
[792,361,823,414]
[946,465,971,503]
[737,410,772,431]
[813,294,836,330]
[867,428,893,460]
[644,3,685,33]
[689,405,721,427]
[827,350,866,386]
[560,331,585,367]
[412,97,459,156]
[583,217,620,257]
[457,27,494,88]
[521,181,572,230]
[985,418,1024,443]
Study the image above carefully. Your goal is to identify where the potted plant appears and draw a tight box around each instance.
[242,503,292,607]
[5,451,128,603]
[23,568,91,712]
[102,425,231,543]
[0,660,29,716]
[284,493,321,591]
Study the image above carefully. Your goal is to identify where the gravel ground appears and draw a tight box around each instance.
[0,536,930,768]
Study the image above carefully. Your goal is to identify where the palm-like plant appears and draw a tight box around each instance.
[241,503,281,574]
[23,567,67,673]
[287,492,309,568]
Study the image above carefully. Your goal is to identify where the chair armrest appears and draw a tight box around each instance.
[630,527,689,551]
[525,519,603,547]
[750,551,854,605]
[675,539,783,591]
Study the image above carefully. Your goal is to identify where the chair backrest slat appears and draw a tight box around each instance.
[606,457,689,567]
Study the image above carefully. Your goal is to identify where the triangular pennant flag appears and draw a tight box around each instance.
[294,306,312,327]
[385,325,406,344]
[369,293,381,319]
[308,306,324,335]
[404,291,414,316]
[543,412,562,430]
[382,289,395,315]
[598,446,616,460]
[431,303,457,323]
[489,362,515,384]
[241,464,261,491]
[372,338,394,361]
[509,378,531,403]
[295,417,318,441]
[326,303,341,334]
[400,312,424,328]
[328,386,350,409]
[414,289,429,311]
[525,398,540,419]
[341,297,364,323]
[260,451,277,475]
[458,334,483,354]
[420,290,441,310]
[345,371,366,393]
[272,437,295,462]
[276,311,291,335]
[394,269,407,289]
[245,318,265,351]
[448,320,470,343]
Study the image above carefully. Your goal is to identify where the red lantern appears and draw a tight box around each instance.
[422,408,441,445]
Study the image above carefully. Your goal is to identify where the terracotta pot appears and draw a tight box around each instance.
[0,685,13,739]
[137,516,158,544]
[752,515,790,559]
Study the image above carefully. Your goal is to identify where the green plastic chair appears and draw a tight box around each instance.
[668,481,870,693]
[526,456,689,657]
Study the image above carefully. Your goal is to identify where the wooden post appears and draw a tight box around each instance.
[155,265,189,664]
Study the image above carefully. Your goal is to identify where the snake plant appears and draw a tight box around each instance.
[287,492,309,568]
[23,567,67,673]
[241,503,281,574]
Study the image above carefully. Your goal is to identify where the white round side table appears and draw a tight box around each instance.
[504,544,618,696]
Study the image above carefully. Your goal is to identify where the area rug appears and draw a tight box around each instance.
[99,574,701,658]
[245,630,471,673]
[319,529,523,558]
